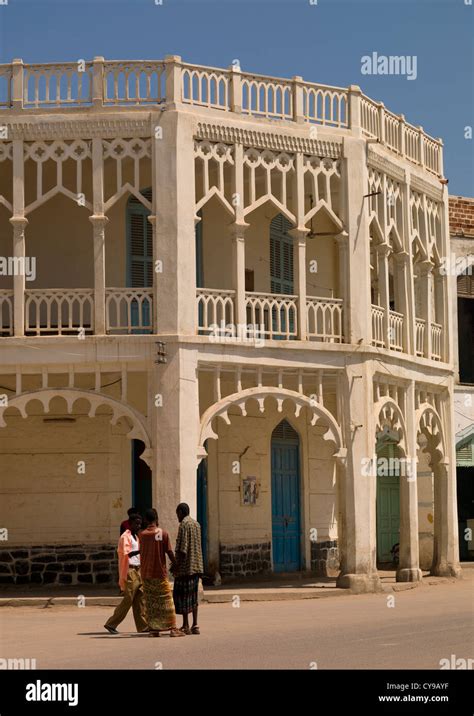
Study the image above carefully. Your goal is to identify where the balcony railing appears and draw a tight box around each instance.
[415,318,425,357]
[307,296,343,343]
[196,288,235,334]
[195,289,344,342]
[0,290,13,336]
[388,310,404,352]
[431,322,443,362]
[25,289,94,335]
[371,305,404,352]
[106,288,153,334]
[245,291,298,340]
[0,57,443,176]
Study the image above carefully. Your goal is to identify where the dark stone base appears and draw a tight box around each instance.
[311,539,339,577]
[220,542,271,578]
[0,544,117,586]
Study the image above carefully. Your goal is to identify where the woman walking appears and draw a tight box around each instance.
[139,508,184,638]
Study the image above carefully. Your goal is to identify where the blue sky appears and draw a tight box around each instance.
[0,0,472,195]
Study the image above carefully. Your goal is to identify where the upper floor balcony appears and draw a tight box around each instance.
[0,57,449,364]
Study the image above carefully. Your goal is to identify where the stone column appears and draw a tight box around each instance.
[342,136,371,344]
[89,215,108,335]
[418,260,434,359]
[376,243,391,348]
[289,227,308,340]
[431,383,461,577]
[229,222,248,330]
[335,231,349,341]
[9,216,28,337]
[150,345,200,544]
[394,251,410,353]
[153,110,196,335]
[397,381,422,582]
[148,215,158,332]
[337,358,381,593]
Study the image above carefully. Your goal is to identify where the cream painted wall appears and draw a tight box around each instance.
[0,399,132,545]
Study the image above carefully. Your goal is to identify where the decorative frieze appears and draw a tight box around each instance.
[195,121,342,158]
[0,117,153,141]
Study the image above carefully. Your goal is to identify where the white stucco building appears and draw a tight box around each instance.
[0,57,461,591]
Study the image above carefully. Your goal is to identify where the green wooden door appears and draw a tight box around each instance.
[376,443,400,563]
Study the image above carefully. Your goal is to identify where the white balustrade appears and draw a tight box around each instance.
[361,96,381,139]
[25,289,94,335]
[181,65,230,110]
[196,288,235,334]
[106,288,153,334]
[0,290,13,336]
[431,322,442,361]
[0,66,12,108]
[23,62,93,108]
[371,304,385,347]
[241,74,293,120]
[415,318,425,357]
[303,84,348,127]
[388,310,404,351]
[0,57,443,175]
[307,297,343,342]
[103,61,165,105]
[246,292,297,340]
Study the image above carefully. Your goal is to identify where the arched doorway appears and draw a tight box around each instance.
[271,419,301,572]
[376,431,401,565]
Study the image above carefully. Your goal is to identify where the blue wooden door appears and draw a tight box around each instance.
[271,421,301,572]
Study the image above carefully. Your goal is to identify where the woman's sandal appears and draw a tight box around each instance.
[191,626,200,635]
[170,628,186,637]
[178,626,191,635]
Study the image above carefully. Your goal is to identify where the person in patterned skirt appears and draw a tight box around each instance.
[172,503,204,635]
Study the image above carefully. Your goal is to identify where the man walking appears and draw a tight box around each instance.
[172,503,204,635]
[104,513,148,634]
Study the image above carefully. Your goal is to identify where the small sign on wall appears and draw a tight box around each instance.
[242,476,258,506]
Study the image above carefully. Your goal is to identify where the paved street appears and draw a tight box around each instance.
[1,576,473,670]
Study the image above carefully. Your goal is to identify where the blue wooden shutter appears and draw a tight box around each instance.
[270,214,294,295]
[127,190,153,288]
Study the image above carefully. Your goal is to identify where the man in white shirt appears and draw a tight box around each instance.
[104,514,148,634]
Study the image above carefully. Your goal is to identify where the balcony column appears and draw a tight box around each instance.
[418,260,434,359]
[397,381,422,582]
[10,138,26,337]
[336,231,349,341]
[9,217,28,337]
[89,215,108,335]
[394,251,410,353]
[148,215,158,332]
[229,222,248,330]
[289,227,309,340]
[376,243,391,348]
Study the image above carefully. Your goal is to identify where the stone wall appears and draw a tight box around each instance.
[219,542,271,578]
[0,544,118,586]
[310,539,339,577]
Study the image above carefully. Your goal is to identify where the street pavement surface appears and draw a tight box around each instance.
[1,574,473,670]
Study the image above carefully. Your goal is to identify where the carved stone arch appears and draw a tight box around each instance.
[374,398,408,456]
[0,389,152,466]
[369,214,385,244]
[243,194,296,224]
[304,200,343,233]
[416,402,446,462]
[195,186,235,218]
[198,386,345,464]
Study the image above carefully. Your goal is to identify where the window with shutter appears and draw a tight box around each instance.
[270,214,294,295]
[127,191,153,288]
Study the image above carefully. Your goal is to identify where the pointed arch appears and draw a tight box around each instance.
[198,386,345,463]
[374,398,408,456]
[416,402,446,461]
[0,389,152,466]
